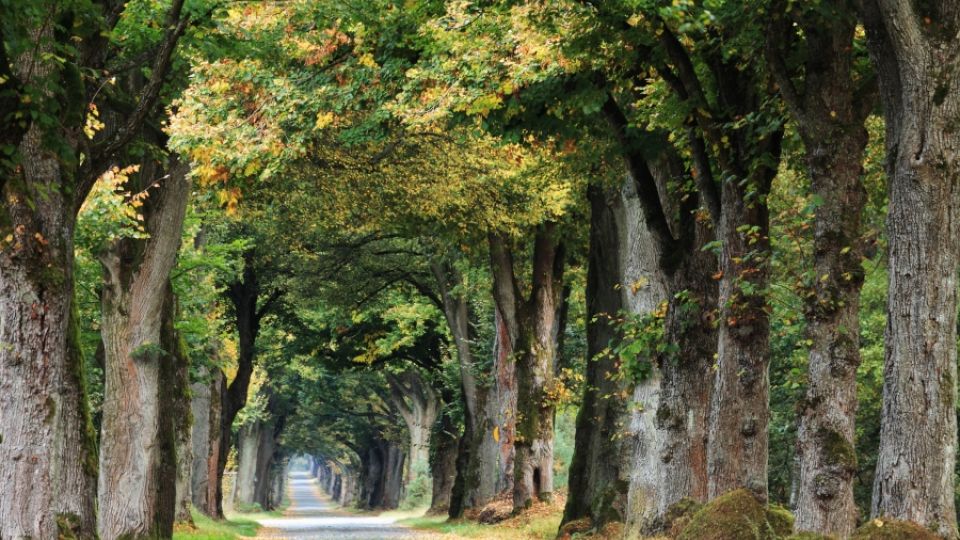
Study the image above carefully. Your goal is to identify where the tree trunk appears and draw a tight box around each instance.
[361,444,384,509]
[764,8,872,535]
[617,177,670,536]
[655,233,717,520]
[0,94,97,540]
[97,158,191,540]
[652,159,718,524]
[563,184,633,529]
[862,2,960,535]
[191,367,225,516]
[382,441,406,510]
[433,260,514,515]
[156,284,190,534]
[234,421,262,509]
[387,371,439,488]
[489,227,564,511]
[706,136,781,501]
[429,399,460,515]
[215,255,273,517]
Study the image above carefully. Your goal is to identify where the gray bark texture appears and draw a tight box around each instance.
[765,4,872,536]
[387,370,439,487]
[434,260,514,516]
[488,228,564,510]
[429,400,460,515]
[0,32,97,540]
[191,367,225,515]
[96,158,191,540]
[618,179,669,536]
[862,1,960,536]
[563,184,633,530]
[234,422,259,508]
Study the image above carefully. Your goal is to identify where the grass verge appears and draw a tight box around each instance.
[400,506,562,540]
[172,508,260,540]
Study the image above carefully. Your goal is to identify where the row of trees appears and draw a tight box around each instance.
[1,1,959,539]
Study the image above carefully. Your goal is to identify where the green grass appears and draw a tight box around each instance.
[400,513,562,539]
[172,508,260,540]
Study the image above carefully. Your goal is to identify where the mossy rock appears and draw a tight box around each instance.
[850,519,940,539]
[664,498,704,537]
[676,489,793,540]
[784,532,834,540]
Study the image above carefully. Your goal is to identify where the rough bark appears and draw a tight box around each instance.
[429,398,460,515]
[563,184,632,529]
[97,158,191,540]
[433,261,513,516]
[191,367,225,516]
[707,162,777,501]
[472,307,517,501]
[387,370,439,487]
[382,441,406,510]
[652,20,784,502]
[617,179,670,536]
[214,256,277,516]
[162,290,194,526]
[251,421,278,509]
[0,46,97,540]
[488,227,564,510]
[234,421,263,509]
[765,5,873,536]
[861,1,960,536]
[0,4,188,534]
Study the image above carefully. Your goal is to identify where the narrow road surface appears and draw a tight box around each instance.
[254,472,430,539]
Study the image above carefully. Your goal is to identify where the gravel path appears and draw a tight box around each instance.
[254,472,431,539]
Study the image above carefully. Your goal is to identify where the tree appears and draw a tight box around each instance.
[0,1,188,536]
[764,1,875,535]
[860,1,960,535]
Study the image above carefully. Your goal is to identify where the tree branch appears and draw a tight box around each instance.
[602,94,677,253]
[89,0,189,168]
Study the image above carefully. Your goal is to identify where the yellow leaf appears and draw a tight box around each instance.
[492,425,500,442]
[315,111,335,130]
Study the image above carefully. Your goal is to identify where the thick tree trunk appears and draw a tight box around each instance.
[215,256,272,517]
[472,307,516,500]
[157,284,190,534]
[163,289,194,526]
[617,178,670,536]
[0,107,97,540]
[765,10,871,535]
[651,150,718,523]
[706,140,781,501]
[361,445,384,509]
[387,371,439,487]
[563,185,632,529]
[382,442,406,509]
[655,244,717,521]
[434,261,513,515]
[251,414,282,509]
[490,227,564,511]
[97,158,191,540]
[234,421,263,509]
[191,367,225,516]
[429,400,460,515]
[862,2,960,535]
